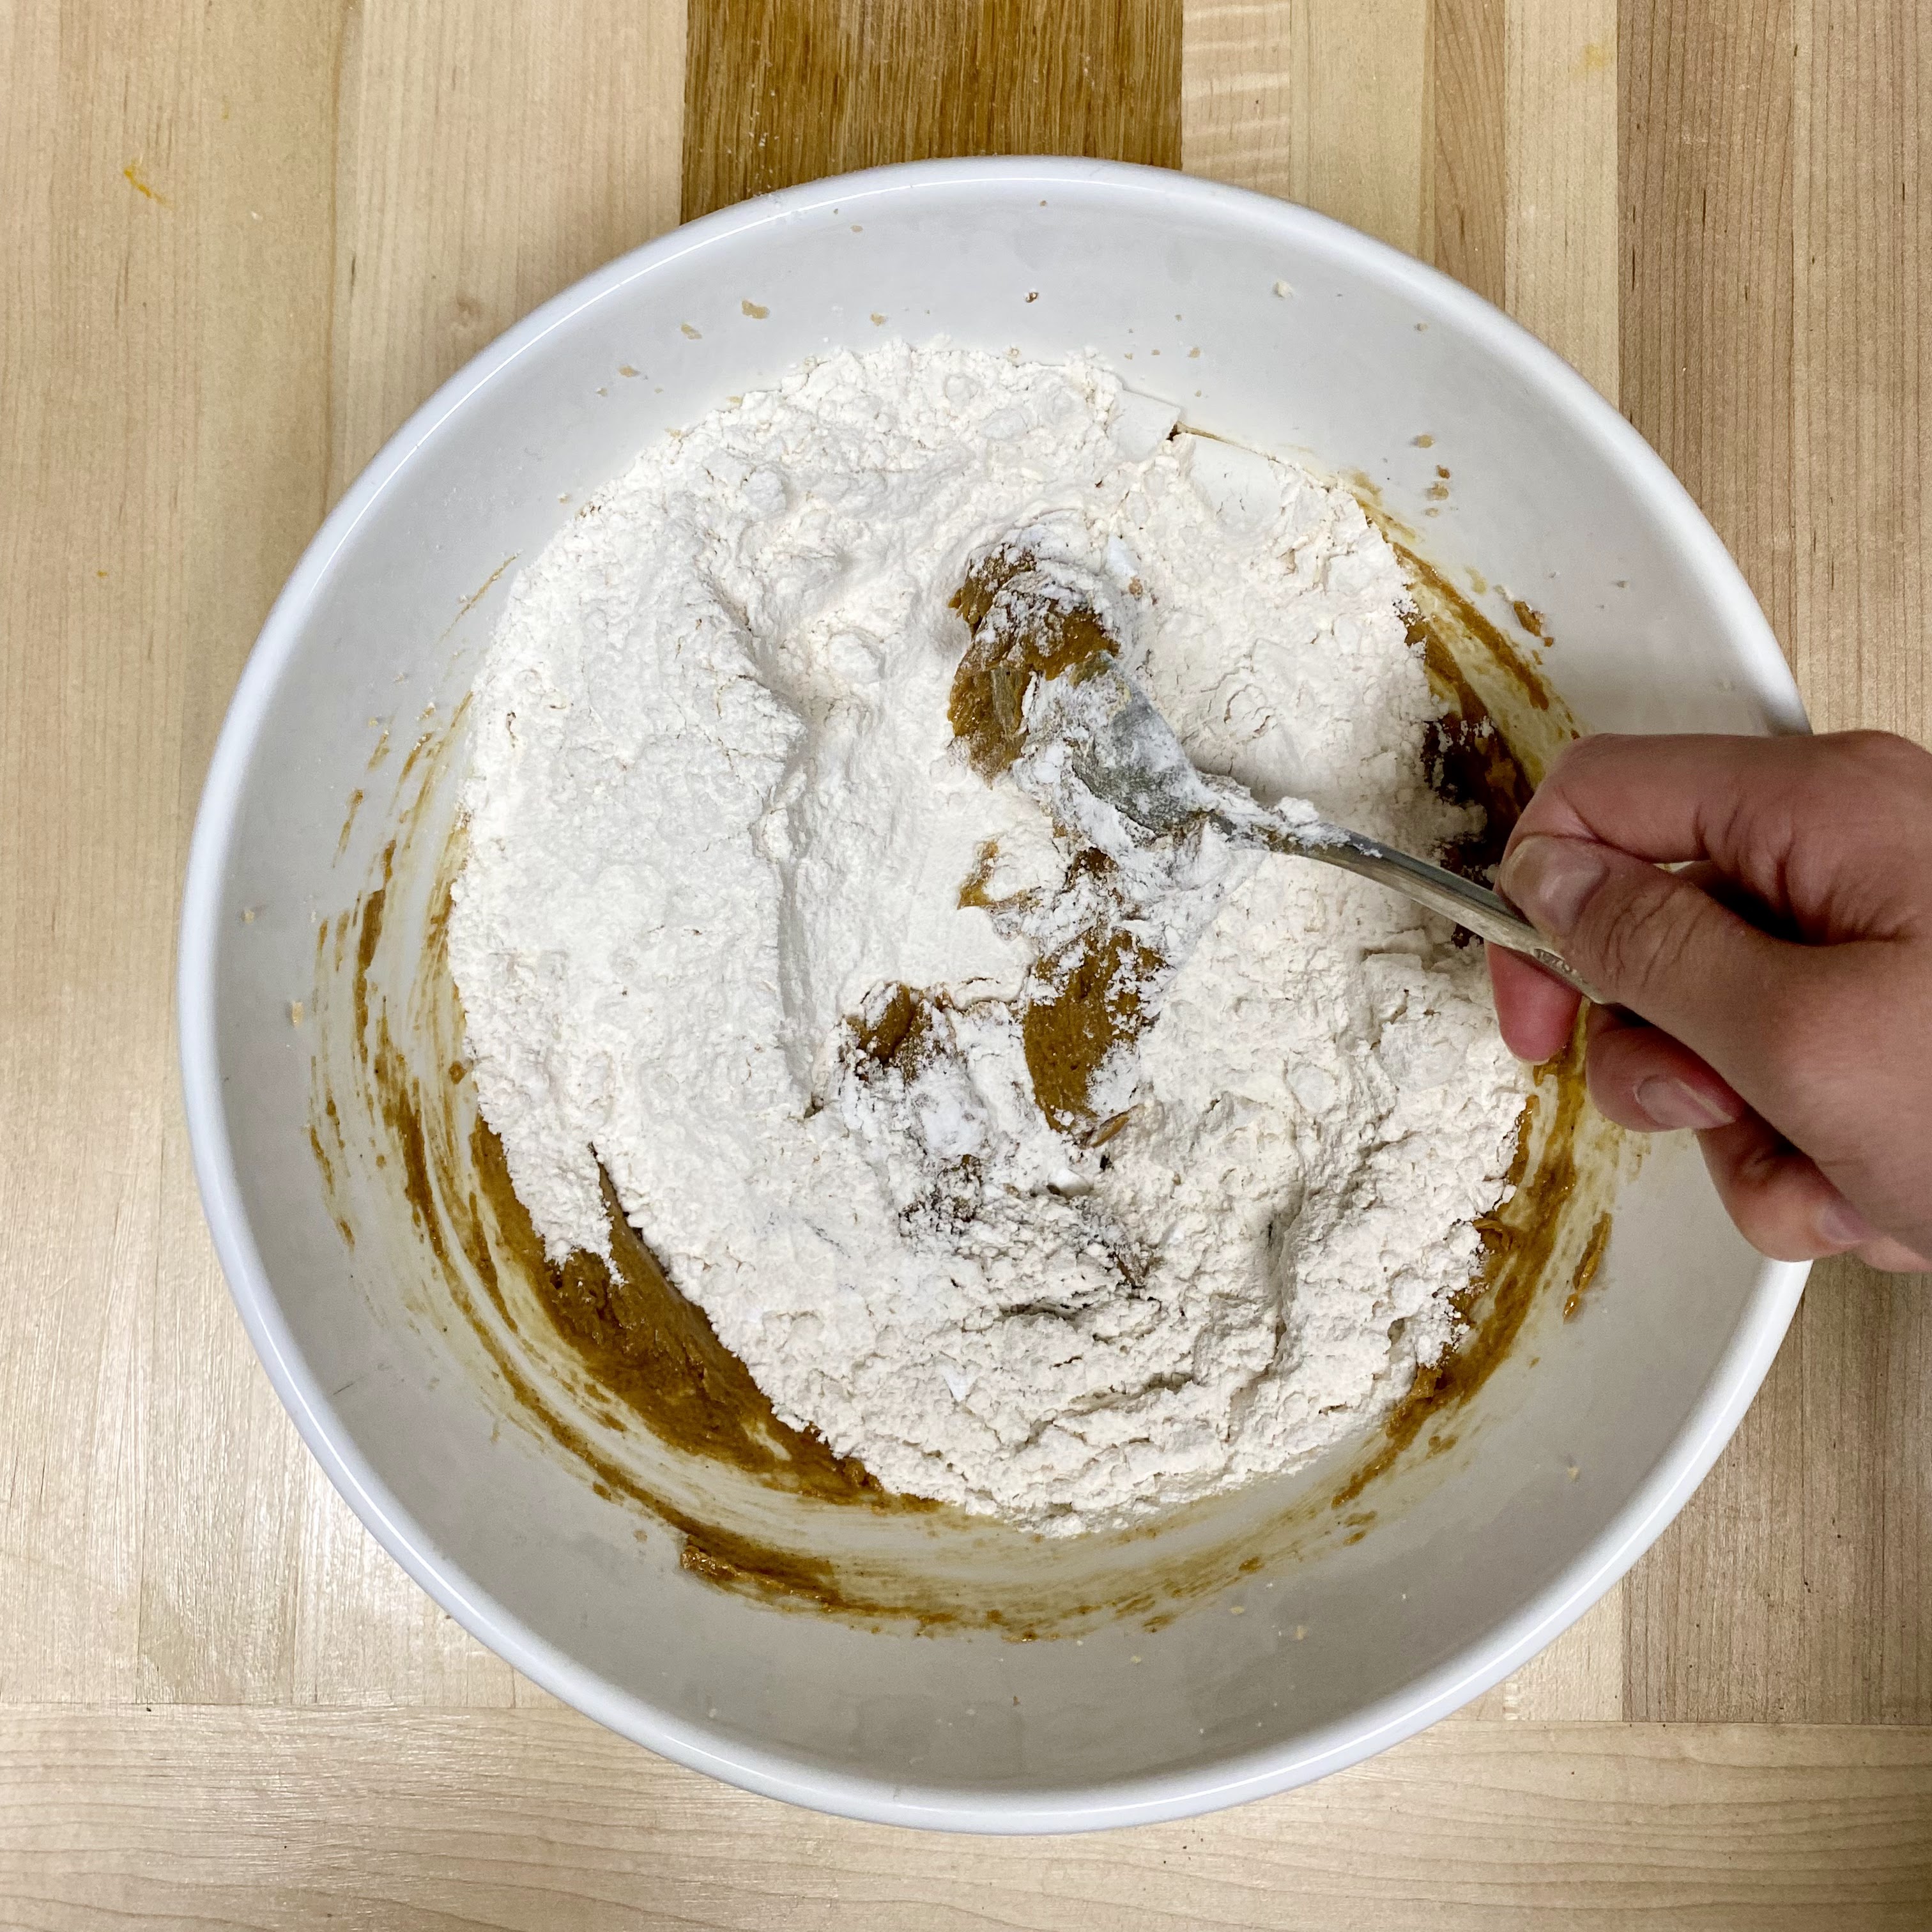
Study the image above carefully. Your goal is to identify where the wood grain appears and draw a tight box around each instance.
[0,0,344,1707]
[1424,0,1507,307]
[4,1706,1931,1929]
[1179,0,1298,201]
[1618,0,1932,1725]
[1183,1,1431,252]
[1505,1,1618,398]
[330,0,686,497]
[682,0,1183,220]
[1447,0,1625,1722]
[1618,1,1796,652]
[1788,0,1930,744]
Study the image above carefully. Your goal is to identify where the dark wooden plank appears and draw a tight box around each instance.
[683,0,1183,219]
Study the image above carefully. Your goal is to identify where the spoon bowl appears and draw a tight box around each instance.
[1039,654,1605,1000]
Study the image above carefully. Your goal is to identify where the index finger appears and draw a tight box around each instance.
[1506,733,1811,864]
[1505,732,1932,940]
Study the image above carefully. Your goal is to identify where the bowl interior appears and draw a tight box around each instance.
[185,160,1805,1831]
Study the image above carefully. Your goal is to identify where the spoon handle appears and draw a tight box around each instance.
[1243,820,1606,1004]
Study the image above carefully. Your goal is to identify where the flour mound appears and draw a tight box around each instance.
[448,342,1526,1534]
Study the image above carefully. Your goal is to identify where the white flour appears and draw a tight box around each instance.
[448,343,1527,1533]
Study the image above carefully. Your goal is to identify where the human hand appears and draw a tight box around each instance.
[1486,730,1932,1273]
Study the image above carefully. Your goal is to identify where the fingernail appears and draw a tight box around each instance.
[1498,836,1611,938]
[1818,1197,1878,1248]
[1633,1075,1739,1131]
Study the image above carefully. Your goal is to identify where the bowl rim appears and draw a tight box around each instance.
[178,153,1810,1834]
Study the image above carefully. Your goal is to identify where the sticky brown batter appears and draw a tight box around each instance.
[947,541,1121,776]
[1512,597,1552,645]
[1393,537,1554,719]
[949,555,1168,1128]
[1414,620,1536,880]
[1020,922,1161,1130]
[847,978,936,1080]
[470,1123,921,1506]
[955,838,1005,910]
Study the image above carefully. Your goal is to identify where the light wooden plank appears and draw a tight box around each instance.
[1476,3,1626,1712]
[144,0,686,1705]
[2,1706,1929,1929]
[1505,0,1618,399]
[1423,0,1508,307]
[1618,2,1932,1724]
[682,0,1183,222]
[1617,0,1796,648]
[0,0,344,1706]
[1182,0,1430,251]
[1291,1,1432,252]
[1179,0,1296,199]
[330,0,687,496]
[1788,0,1930,742]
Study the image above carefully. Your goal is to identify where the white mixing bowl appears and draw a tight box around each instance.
[180,158,1809,1831]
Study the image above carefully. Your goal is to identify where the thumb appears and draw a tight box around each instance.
[1496,834,1790,1078]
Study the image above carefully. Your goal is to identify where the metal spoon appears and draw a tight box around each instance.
[1036,656,1603,1004]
